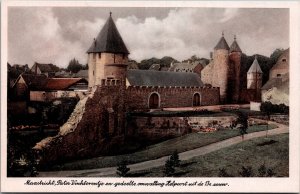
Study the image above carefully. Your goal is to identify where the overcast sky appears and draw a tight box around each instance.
[8,7,289,68]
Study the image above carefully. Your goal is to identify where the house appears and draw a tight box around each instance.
[30,62,60,77]
[169,61,204,76]
[11,74,88,102]
[261,49,289,105]
[74,69,88,81]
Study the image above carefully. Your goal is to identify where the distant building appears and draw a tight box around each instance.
[149,64,161,71]
[30,62,59,77]
[11,74,88,102]
[169,61,204,76]
[261,49,289,105]
[75,70,89,81]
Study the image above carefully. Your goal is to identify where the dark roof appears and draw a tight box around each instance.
[31,62,59,73]
[127,70,203,87]
[15,74,48,90]
[214,35,229,50]
[229,37,242,52]
[87,14,129,54]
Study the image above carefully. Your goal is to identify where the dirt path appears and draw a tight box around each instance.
[38,119,288,177]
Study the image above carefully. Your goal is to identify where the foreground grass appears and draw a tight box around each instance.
[128,133,289,177]
[54,124,276,171]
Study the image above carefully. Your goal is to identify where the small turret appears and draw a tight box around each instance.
[229,35,242,53]
[87,12,129,88]
[247,56,263,90]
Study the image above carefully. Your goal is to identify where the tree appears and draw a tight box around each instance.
[239,166,253,177]
[67,58,84,73]
[170,150,180,167]
[236,112,248,140]
[116,160,130,177]
[164,157,175,176]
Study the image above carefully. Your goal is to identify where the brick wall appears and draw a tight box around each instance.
[125,86,219,110]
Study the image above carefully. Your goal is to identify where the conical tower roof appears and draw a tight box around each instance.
[214,32,230,50]
[248,56,262,73]
[87,13,129,54]
[230,35,242,52]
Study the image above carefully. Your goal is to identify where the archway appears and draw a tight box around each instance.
[193,93,201,106]
[149,93,160,109]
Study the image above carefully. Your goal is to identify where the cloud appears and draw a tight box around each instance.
[8,7,289,67]
[219,8,239,23]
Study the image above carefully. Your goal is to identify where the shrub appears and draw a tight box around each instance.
[116,160,130,177]
[218,168,231,177]
[170,150,180,167]
[164,157,175,177]
[239,166,253,177]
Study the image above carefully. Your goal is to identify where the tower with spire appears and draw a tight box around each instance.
[247,56,263,90]
[87,12,129,88]
[201,32,243,103]
[211,31,230,103]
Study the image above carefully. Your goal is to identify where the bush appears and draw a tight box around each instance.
[116,160,130,177]
[261,101,289,115]
[239,166,253,177]
[258,163,267,177]
[218,168,231,177]
[170,150,180,167]
[164,157,175,177]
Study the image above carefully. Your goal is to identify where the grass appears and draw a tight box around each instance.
[127,133,289,177]
[54,124,277,171]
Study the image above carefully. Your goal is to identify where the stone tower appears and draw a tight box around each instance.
[212,32,230,103]
[87,12,129,88]
[247,56,263,100]
[228,35,242,103]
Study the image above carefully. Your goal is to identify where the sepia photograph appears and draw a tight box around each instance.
[1,0,299,193]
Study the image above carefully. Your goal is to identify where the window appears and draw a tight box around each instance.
[277,74,281,77]
[122,54,126,59]
[98,53,101,58]
[149,93,159,109]
[193,93,201,106]
[282,58,286,62]
[93,71,94,76]
[113,54,116,63]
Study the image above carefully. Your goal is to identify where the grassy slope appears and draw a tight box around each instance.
[130,133,289,177]
[56,124,276,170]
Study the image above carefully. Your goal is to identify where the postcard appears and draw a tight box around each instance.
[1,0,299,192]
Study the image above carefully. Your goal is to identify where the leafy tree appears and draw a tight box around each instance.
[170,150,180,167]
[236,112,248,140]
[116,160,130,177]
[67,58,84,73]
[164,157,175,176]
[239,166,253,177]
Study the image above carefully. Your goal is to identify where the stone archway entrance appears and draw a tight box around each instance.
[193,93,201,106]
[149,93,159,109]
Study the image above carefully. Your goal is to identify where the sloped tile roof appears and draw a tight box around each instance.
[87,14,129,54]
[214,36,229,50]
[229,39,242,52]
[20,74,48,90]
[127,70,203,87]
[45,78,87,90]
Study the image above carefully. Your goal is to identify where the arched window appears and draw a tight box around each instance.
[149,93,160,109]
[193,93,201,106]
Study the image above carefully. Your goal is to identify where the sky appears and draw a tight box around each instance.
[8,7,289,68]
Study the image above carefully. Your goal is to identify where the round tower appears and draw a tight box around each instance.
[229,35,242,103]
[87,12,129,88]
[212,32,230,103]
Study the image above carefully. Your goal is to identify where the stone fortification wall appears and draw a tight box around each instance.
[33,86,126,167]
[229,52,241,103]
[125,86,220,110]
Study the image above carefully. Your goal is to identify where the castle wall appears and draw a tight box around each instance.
[125,86,220,110]
[201,61,214,85]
